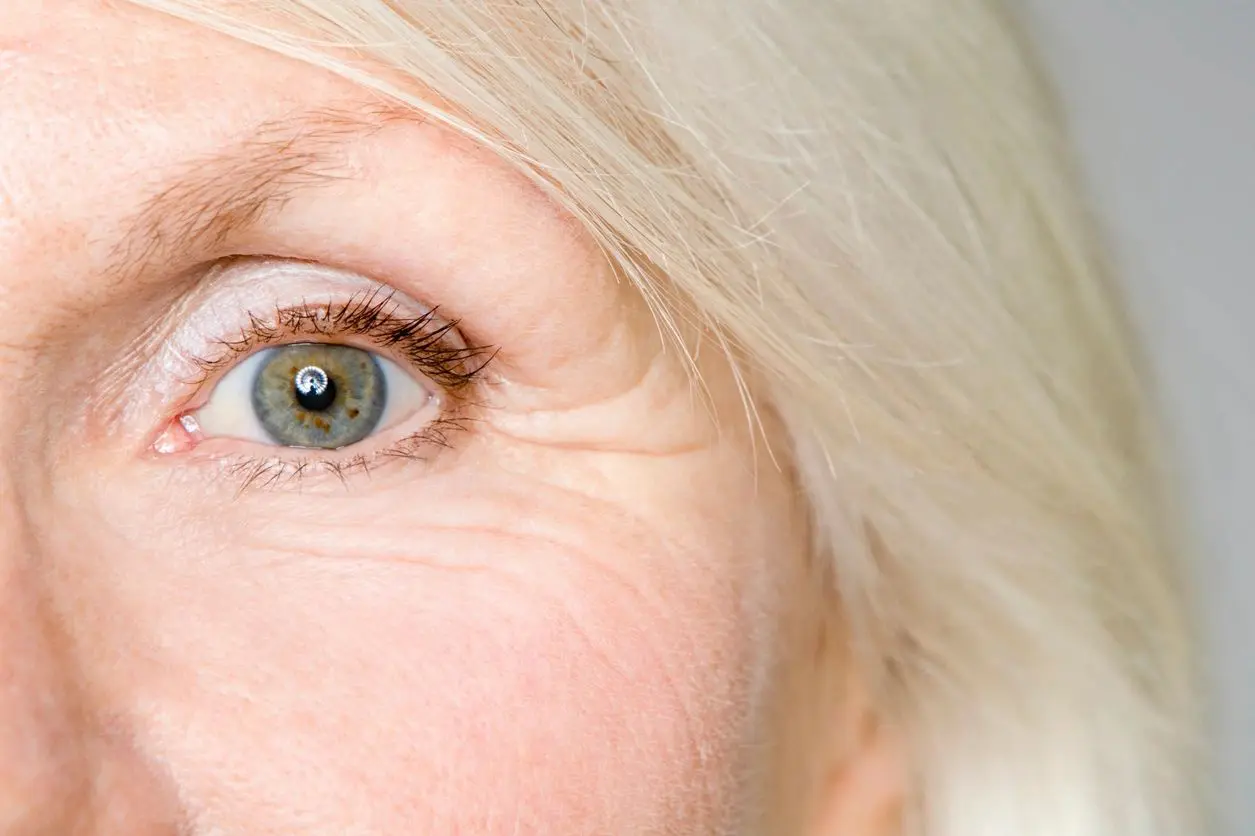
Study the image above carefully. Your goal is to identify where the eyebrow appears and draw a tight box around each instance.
[109,108,397,283]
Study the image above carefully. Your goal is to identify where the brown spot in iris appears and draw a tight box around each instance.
[313,418,330,433]
[347,408,360,419]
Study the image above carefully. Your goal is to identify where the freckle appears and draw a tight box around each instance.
[348,408,360,419]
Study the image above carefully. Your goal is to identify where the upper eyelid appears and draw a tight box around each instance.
[184,287,495,389]
[149,289,491,485]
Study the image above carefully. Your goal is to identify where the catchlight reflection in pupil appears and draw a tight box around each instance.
[250,343,388,449]
[294,365,336,411]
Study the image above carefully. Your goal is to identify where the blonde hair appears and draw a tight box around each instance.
[126,1,1200,833]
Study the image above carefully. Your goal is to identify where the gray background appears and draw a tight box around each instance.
[1016,2,1252,833]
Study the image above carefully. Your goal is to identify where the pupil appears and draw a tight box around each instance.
[293,366,337,412]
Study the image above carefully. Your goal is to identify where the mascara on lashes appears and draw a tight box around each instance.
[151,281,495,487]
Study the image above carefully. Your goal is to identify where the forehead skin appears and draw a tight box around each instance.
[0,2,814,835]
[0,1,337,345]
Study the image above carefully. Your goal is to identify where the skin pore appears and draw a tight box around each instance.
[1,2,899,833]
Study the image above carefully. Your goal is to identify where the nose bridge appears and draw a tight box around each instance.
[0,473,93,832]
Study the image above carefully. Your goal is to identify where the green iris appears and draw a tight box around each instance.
[251,343,387,449]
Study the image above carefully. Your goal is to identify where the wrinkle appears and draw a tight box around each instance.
[484,420,711,457]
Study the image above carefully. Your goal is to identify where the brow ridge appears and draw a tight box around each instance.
[109,106,402,285]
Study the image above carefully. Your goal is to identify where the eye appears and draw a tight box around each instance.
[190,342,435,450]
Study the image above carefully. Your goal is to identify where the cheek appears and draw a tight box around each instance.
[54,478,771,834]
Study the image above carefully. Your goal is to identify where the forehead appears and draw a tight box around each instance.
[0,1,334,174]
[0,1,360,306]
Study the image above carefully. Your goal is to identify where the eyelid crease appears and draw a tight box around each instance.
[186,284,498,393]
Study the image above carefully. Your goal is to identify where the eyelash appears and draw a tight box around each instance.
[182,289,495,490]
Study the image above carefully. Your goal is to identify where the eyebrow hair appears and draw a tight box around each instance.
[109,108,398,284]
